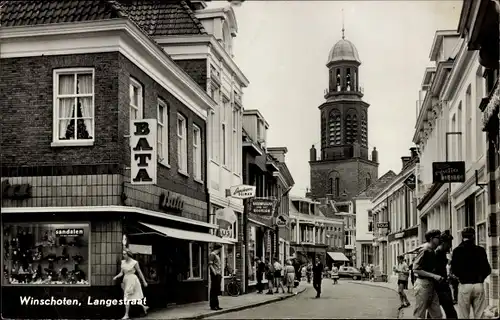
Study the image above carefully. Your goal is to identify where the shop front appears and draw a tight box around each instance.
[247,218,273,290]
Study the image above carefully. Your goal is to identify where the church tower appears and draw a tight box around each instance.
[309,29,379,201]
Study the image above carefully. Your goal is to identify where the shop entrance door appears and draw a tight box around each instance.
[164,239,180,306]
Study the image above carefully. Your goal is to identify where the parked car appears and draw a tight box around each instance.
[338,266,363,280]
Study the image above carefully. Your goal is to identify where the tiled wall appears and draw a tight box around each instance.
[90,220,123,286]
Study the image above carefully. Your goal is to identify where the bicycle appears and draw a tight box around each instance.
[225,272,241,297]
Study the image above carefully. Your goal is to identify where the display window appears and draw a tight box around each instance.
[223,244,236,277]
[3,222,90,285]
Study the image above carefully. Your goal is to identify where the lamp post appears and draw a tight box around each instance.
[446,131,462,230]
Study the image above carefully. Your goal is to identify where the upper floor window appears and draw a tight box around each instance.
[232,108,239,172]
[193,124,202,181]
[177,113,188,174]
[335,177,340,197]
[157,99,169,165]
[129,78,143,124]
[53,68,95,145]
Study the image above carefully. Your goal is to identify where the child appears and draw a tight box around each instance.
[331,265,339,284]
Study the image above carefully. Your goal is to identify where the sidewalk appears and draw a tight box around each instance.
[142,283,311,320]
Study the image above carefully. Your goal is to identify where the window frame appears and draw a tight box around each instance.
[221,98,230,167]
[177,113,188,175]
[129,77,144,124]
[193,124,202,182]
[188,242,202,280]
[52,68,96,147]
[232,107,239,173]
[157,99,170,167]
[222,244,237,278]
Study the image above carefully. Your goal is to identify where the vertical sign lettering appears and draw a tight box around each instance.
[131,119,157,185]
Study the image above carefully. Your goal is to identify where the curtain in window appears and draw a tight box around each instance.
[78,75,93,137]
[58,76,75,139]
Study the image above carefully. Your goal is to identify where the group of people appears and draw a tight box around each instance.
[254,256,297,295]
[395,227,491,319]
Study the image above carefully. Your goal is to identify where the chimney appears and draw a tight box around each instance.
[410,147,418,159]
[310,145,317,161]
[401,156,412,169]
[371,147,378,163]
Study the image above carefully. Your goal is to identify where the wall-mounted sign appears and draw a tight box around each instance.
[276,214,288,227]
[55,229,84,236]
[159,191,184,213]
[432,161,465,183]
[395,232,404,239]
[226,185,256,199]
[1,180,32,200]
[217,227,233,238]
[403,174,416,190]
[131,119,157,185]
[250,198,275,220]
[377,222,389,229]
[129,244,152,255]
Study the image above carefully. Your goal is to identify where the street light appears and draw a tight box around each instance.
[446,131,462,230]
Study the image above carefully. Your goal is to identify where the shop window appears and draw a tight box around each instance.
[189,242,202,279]
[476,192,485,223]
[3,223,90,285]
[134,253,159,284]
[477,222,487,249]
[53,68,95,145]
[223,244,236,277]
[248,226,256,283]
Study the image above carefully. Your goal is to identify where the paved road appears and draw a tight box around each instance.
[207,280,400,319]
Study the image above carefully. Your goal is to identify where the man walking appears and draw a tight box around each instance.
[255,257,265,294]
[451,227,491,319]
[312,256,324,298]
[432,230,457,319]
[208,244,223,311]
[393,255,411,310]
[412,229,443,319]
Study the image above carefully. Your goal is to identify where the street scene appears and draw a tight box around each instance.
[0,0,499,319]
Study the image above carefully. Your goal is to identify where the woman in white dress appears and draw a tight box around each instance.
[113,249,149,319]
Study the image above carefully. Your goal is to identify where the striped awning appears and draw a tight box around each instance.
[327,251,350,262]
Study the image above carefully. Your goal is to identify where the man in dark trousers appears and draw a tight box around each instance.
[255,257,266,294]
[208,244,223,311]
[312,256,324,298]
[451,227,491,319]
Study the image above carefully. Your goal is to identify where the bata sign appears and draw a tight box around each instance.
[130,119,157,185]
[227,185,256,199]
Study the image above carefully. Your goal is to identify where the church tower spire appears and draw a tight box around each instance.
[342,9,345,40]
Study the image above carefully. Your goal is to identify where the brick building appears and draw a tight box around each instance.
[0,1,232,319]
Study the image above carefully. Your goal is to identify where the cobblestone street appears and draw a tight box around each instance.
[207,280,400,319]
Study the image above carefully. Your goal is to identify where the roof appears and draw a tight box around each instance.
[327,39,361,65]
[0,0,206,36]
[356,170,397,199]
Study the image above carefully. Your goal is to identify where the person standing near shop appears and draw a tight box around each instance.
[265,259,275,294]
[393,255,411,310]
[255,257,266,294]
[412,229,443,319]
[312,256,324,298]
[273,257,285,294]
[431,231,457,319]
[208,244,223,311]
[451,227,491,319]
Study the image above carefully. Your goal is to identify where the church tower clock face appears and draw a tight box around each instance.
[309,30,379,202]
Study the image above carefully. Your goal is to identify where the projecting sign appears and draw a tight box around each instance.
[377,222,389,229]
[403,174,416,190]
[432,161,465,183]
[276,214,288,227]
[250,198,275,220]
[130,119,157,185]
[227,185,256,199]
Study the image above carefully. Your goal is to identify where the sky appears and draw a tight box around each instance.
[208,0,462,197]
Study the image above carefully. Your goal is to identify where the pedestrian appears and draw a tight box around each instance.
[360,264,366,280]
[312,256,324,298]
[409,261,416,287]
[255,257,266,294]
[208,244,223,311]
[273,257,286,294]
[447,260,459,305]
[393,255,411,310]
[306,262,312,283]
[284,260,296,294]
[331,265,339,284]
[430,230,457,319]
[412,229,443,319]
[293,258,301,288]
[265,259,275,294]
[451,227,491,319]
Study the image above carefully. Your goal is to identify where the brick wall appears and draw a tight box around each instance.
[91,220,123,286]
[310,159,378,201]
[174,59,208,91]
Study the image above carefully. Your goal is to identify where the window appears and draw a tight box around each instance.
[223,245,236,277]
[476,192,485,222]
[193,125,202,180]
[248,226,256,282]
[457,104,463,160]
[177,114,188,174]
[209,111,218,162]
[476,67,485,158]
[329,110,341,146]
[53,69,95,145]
[361,113,367,147]
[3,223,90,285]
[222,123,227,166]
[477,223,487,249]
[188,242,202,279]
[335,178,340,197]
[129,78,143,124]
[232,108,239,172]
[157,99,169,165]
[466,86,473,165]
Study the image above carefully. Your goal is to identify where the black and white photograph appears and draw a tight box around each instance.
[0,0,499,319]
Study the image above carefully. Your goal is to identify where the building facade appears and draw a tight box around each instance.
[0,1,229,318]
[157,3,249,294]
[308,34,379,203]
[457,0,499,311]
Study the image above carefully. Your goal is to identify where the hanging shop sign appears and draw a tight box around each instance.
[275,214,288,227]
[55,228,84,236]
[159,191,184,213]
[226,184,256,199]
[377,222,389,229]
[403,174,416,190]
[130,119,157,185]
[129,244,152,255]
[432,161,465,183]
[250,198,276,220]
[1,179,32,200]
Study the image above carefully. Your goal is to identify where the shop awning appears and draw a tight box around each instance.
[327,252,350,262]
[138,222,233,244]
